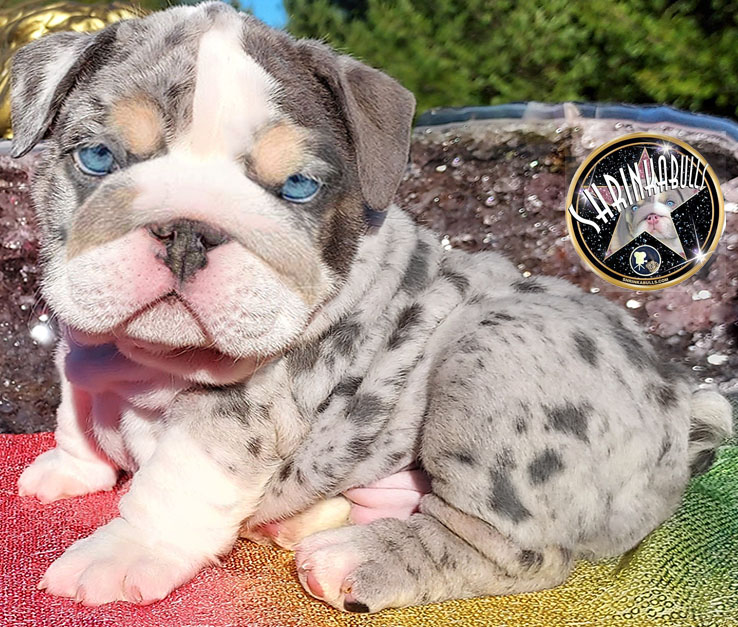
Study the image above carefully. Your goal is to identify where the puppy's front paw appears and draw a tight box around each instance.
[18,447,118,503]
[40,518,203,606]
[242,496,352,550]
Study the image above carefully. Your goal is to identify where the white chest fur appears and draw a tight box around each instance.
[63,340,188,471]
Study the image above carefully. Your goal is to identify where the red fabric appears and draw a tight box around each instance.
[1,433,241,627]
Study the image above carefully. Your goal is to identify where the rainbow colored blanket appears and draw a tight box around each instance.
[2,431,737,626]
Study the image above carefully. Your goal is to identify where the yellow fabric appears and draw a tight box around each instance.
[221,446,738,626]
[0,1,141,138]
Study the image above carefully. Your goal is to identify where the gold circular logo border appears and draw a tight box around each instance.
[565,132,725,291]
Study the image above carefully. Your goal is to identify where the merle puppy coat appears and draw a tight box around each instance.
[11,2,732,613]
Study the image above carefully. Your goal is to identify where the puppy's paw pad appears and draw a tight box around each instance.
[42,518,199,606]
[18,448,117,503]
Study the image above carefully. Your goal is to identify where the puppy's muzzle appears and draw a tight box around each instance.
[148,219,229,282]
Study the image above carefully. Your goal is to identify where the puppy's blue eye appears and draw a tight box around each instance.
[74,144,116,176]
[280,173,321,203]
[631,205,638,211]
[666,199,675,207]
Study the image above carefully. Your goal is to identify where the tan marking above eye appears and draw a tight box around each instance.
[109,97,164,156]
[250,122,307,186]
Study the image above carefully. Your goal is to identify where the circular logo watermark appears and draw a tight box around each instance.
[566,133,724,290]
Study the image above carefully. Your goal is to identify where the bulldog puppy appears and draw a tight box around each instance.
[11,2,733,613]
[606,188,695,257]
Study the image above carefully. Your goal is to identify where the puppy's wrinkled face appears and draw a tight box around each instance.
[10,3,414,383]
[627,190,681,240]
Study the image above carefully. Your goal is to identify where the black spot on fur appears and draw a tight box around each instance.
[439,548,453,568]
[439,264,470,295]
[335,376,364,396]
[520,549,544,569]
[52,225,67,244]
[347,394,388,423]
[246,437,262,457]
[690,449,717,476]
[346,436,375,461]
[328,318,362,356]
[387,303,423,350]
[573,331,598,367]
[278,460,293,482]
[488,469,532,523]
[688,420,724,475]
[405,563,420,579]
[204,1,231,18]
[480,319,499,327]
[645,382,679,410]
[606,313,649,369]
[317,376,364,414]
[689,424,717,443]
[657,436,672,464]
[288,341,322,374]
[400,240,431,294]
[528,449,565,485]
[546,402,591,443]
[344,600,370,613]
[658,385,678,409]
[513,279,545,293]
[446,450,476,465]
[213,387,253,424]
[163,27,185,48]
[493,312,515,322]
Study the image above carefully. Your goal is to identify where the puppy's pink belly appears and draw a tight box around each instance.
[343,466,431,525]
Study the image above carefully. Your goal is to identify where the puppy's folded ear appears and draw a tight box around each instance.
[297,41,416,212]
[10,25,119,158]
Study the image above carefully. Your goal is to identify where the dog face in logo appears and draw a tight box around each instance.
[606,189,693,258]
[10,3,414,384]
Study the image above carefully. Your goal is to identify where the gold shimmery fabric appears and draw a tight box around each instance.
[0,1,143,139]
[2,432,737,626]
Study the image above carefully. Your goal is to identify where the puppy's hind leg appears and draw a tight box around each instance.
[295,495,572,613]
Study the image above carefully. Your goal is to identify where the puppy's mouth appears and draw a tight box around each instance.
[121,292,212,350]
[115,337,264,384]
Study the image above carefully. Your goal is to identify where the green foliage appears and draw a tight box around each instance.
[285,0,738,119]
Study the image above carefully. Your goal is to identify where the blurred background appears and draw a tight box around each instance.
[3,0,738,119]
[0,0,737,433]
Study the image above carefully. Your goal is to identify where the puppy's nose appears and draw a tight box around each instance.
[147,219,228,282]
[646,213,659,225]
